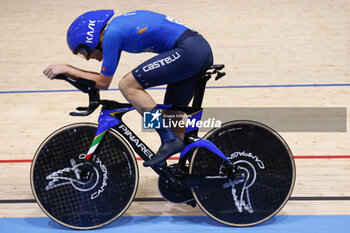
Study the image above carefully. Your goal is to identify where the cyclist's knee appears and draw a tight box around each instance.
[119,72,144,100]
[118,76,128,93]
[119,73,132,93]
[119,72,142,92]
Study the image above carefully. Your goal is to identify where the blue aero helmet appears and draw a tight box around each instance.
[67,10,114,55]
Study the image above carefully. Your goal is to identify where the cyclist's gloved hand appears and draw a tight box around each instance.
[79,160,95,181]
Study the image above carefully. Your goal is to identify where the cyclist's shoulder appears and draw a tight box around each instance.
[104,17,126,39]
[122,10,164,17]
[112,10,165,24]
[106,10,165,36]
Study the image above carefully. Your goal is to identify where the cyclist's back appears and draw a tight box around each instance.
[106,10,188,54]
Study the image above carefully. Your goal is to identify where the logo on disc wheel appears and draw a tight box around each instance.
[220,152,265,214]
[45,154,108,200]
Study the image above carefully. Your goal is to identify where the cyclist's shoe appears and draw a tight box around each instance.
[143,137,185,167]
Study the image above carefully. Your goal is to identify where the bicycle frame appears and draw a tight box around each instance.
[84,102,231,188]
[53,65,229,188]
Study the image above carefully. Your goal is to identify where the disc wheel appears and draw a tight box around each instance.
[30,123,138,229]
[190,120,295,226]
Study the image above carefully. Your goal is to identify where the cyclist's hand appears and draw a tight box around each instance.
[43,64,69,80]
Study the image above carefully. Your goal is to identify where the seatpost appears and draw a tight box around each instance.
[192,73,211,108]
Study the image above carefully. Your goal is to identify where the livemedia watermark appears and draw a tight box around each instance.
[142,107,346,132]
[143,109,222,130]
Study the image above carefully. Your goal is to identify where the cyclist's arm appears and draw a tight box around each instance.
[65,65,113,90]
[43,64,113,90]
[99,28,123,78]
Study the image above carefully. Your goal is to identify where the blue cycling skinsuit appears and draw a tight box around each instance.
[101,10,213,105]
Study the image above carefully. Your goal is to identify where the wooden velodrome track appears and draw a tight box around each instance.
[0,0,349,218]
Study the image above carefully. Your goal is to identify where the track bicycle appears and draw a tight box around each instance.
[30,64,296,229]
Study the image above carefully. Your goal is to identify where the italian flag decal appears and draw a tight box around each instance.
[86,131,107,160]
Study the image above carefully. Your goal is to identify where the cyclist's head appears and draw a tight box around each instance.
[67,10,114,56]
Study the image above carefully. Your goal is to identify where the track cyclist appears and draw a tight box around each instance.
[43,10,213,167]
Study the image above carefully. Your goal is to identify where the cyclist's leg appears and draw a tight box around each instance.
[119,52,186,146]
[118,72,155,114]
[120,32,213,166]
[164,74,198,106]
[162,40,213,139]
[162,74,200,139]
[119,73,184,163]
[119,60,186,167]
[118,46,192,114]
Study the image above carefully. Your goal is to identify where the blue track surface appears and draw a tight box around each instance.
[0,215,348,233]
